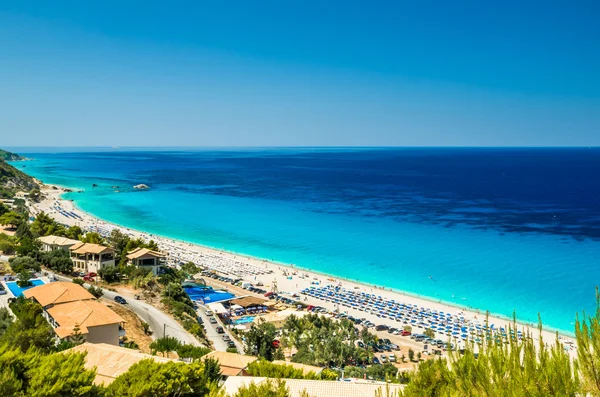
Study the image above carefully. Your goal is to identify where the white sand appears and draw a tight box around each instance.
[29,183,577,356]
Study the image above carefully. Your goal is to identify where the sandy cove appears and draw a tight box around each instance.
[29,183,577,356]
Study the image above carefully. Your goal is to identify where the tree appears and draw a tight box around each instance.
[245,319,278,361]
[233,379,290,397]
[0,211,23,229]
[176,344,211,361]
[0,308,13,337]
[3,298,55,352]
[408,349,415,362]
[10,255,40,274]
[42,248,74,274]
[99,266,119,283]
[15,237,40,256]
[81,232,104,244]
[403,325,412,332]
[104,359,219,397]
[0,203,8,216]
[181,261,200,276]
[66,225,84,240]
[16,270,32,288]
[576,288,600,396]
[416,352,422,361]
[424,328,435,339]
[87,285,104,298]
[150,336,181,357]
[30,211,59,237]
[141,321,152,336]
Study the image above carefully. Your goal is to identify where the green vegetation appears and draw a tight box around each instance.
[247,360,337,380]
[233,379,289,397]
[106,228,159,266]
[0,150,35,199]
[0,149,24,162]
[87,285,104,298]
[245,319,278,361]
[104,358,221,397]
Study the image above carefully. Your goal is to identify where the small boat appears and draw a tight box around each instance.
[92,184,98,187]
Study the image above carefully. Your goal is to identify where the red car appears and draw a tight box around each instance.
[83,276,95,282]
[272,339,280,348]
[264,292,274,297]
[401,330,411,336]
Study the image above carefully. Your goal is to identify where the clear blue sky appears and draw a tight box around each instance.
[1,1,599,146]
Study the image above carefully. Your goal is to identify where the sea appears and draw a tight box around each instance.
[9,147,600,333]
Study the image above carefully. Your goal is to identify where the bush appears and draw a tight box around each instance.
[72,278,84,286]
[87,285,104,298]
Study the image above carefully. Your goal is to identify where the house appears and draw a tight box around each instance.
[126,247,165,275]
[202,351,258,377]
[38,235,81,252]
[70,242,116,274]
[23,282,125,345]
[66,343,176,385]
[221,377,404,397]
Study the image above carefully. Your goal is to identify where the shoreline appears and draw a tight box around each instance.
[23,177,577,350]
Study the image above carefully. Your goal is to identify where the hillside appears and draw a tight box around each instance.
[0,149,25,161]
[0,149,36,198]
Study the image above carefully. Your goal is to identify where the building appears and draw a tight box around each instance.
[70,242,116,274]
[38,235,81,252]
[202,351,258,377]
[126,247,165,276]
[66,343,176,385]
[23,282,125,345]
[222,377,404,397]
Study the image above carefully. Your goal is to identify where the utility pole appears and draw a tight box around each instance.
[163,323,167,338]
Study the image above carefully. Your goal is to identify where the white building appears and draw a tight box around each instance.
[70,242,116,274]
[126,247,166,276]
[38,235,81,252]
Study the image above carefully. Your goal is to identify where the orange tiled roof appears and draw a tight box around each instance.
[126,247,165,260]
[70,243,114,255]
[23,282,95,307]
[47,300,124,338]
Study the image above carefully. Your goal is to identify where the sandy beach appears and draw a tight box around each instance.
[28,182,577,356]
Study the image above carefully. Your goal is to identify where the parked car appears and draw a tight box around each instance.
[401,330,411,336]
[205,310,214,316]
[372,357,381,365]
[210,317,217,324]
[216,326,225,334]
[380,354,387,363]
[114,296,127,304]
[222,335,231,341]
[227,341,236,348]
[389,354,396,362]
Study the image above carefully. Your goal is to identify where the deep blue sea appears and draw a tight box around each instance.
[10,148,600,333]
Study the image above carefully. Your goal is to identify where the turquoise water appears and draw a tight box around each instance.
[183,285,236,303]
[11,148,600,333]
[231,316,256,325]
[6,279,46,297]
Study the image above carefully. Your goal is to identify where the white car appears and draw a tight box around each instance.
[389,354,396,362]
[205,310,214,316]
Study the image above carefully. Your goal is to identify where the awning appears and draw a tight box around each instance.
[206,302,228,314]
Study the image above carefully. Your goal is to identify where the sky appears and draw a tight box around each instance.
[1,1,599,147]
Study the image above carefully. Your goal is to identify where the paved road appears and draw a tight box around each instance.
[53,274,201,346]
[196,304,245,352]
